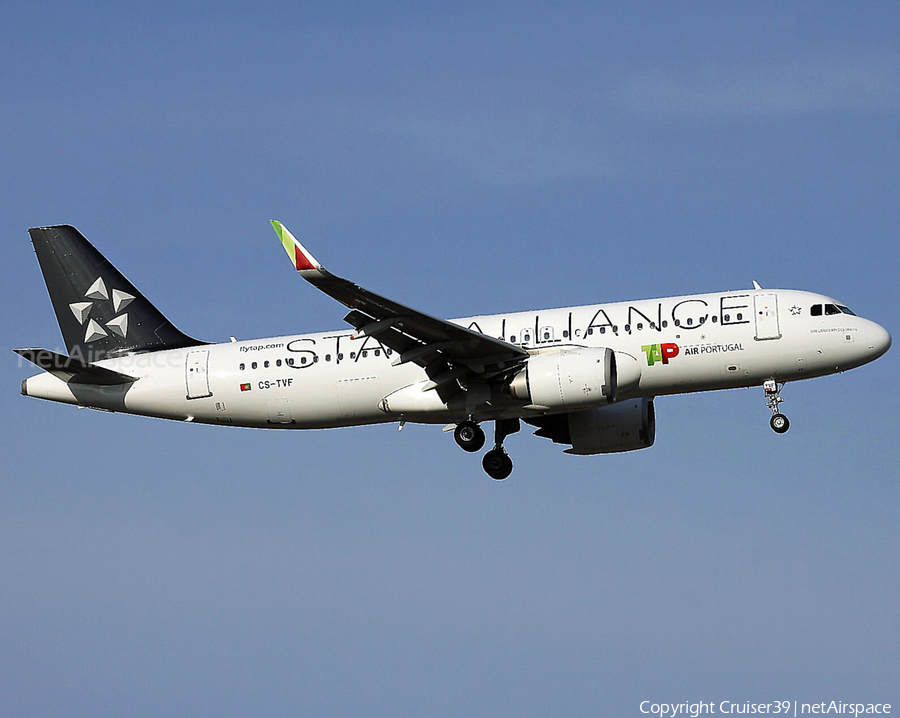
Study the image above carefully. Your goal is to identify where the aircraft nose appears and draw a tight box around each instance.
[867,322,892,359]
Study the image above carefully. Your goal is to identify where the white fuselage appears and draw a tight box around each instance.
[22,288,891,428]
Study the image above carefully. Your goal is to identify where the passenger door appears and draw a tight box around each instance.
[753,294,781,341]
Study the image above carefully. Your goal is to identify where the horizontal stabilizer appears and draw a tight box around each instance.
[14,348,137,385]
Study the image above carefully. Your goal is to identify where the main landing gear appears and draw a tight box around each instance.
[453,417,519,480]
[454,417,485,452]
[763,379,790,434]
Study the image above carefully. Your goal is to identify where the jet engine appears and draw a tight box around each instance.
[508,347,616,409]
[507,347,641,411]
[527,397,656,455]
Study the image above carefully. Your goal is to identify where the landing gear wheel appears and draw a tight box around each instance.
[482,448,513,480]
[763,380,790,434]
[770,413,790,434]
[454,420,485,452]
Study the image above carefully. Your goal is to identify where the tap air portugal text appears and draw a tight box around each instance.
[16,223,891,479]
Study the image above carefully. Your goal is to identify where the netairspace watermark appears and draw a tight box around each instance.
[639,702,891,718]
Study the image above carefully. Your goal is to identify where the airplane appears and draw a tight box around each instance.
[15,223,892,479]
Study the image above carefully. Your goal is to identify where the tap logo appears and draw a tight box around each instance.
[642,342,679,366]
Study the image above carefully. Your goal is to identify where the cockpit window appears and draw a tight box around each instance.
[812,303,856,317]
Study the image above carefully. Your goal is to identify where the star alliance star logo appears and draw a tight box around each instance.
[790,305,802,316]
[68,277,135,343]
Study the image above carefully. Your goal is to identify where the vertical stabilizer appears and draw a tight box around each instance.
[29,225,205,362]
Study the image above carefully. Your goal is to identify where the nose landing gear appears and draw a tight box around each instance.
[452,417,520,479]
[763,380,790,434]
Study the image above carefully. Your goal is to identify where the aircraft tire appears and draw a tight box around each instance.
[455,420,486,452]
[770,413,790,434]
[483,449,513,480]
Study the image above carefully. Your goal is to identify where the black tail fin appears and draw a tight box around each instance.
[29,225,205,362]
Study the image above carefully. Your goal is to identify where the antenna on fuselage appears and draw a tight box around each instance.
[752,280,762,290]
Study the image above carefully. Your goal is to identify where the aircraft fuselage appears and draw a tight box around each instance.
[22,287,891,429]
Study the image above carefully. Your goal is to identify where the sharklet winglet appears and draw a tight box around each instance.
[271,220,322,273]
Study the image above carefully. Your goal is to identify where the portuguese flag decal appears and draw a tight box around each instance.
[240,383,251,392]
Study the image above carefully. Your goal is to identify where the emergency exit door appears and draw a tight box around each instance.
[753,294,781,341]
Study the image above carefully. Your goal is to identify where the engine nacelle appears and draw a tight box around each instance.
[566,397,656,454]
[529,397,656,455]
[508,347,617,410]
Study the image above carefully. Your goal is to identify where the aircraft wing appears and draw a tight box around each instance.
[271,221,528,393]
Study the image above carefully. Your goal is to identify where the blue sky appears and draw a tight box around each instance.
[2,2,898,716]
